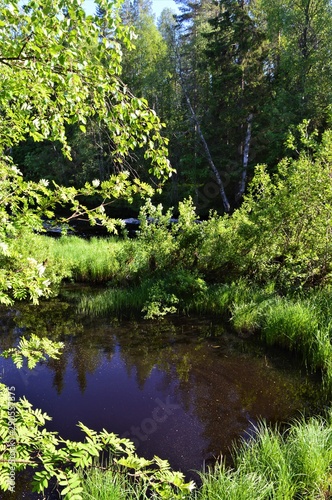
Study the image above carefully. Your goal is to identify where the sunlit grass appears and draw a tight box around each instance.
[235,423,296,499]
[80,466,148,499]
[262,299,318,350]
[197,413,332,500]
[80,413,332,500]
[196,463,273,500]
[78,283,151,317]
[50,236,125,282]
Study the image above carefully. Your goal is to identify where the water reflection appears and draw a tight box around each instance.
[0,290,323,481]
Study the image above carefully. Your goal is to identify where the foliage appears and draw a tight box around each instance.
[0,0,172,175]
[194,126,332,291]
[0,383,194,499]
[1,334,64,369]
[0,0,176,305]
[7,0,332,209]
[0,160,153,304]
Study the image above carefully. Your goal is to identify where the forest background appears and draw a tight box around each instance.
[13,0,332,217]
[2,0,332,498]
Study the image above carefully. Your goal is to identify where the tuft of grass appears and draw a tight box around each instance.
[80,466,148,499]
[261,298,332,389]
[197,412,332,500]
[228,281,276,334]
[78,282,151,317]
[197,463,273,500]
[286,415,332,496]
[235,423,296,499]
[262,299,318,351]
[190,284,234,316]
[51,236,126,283]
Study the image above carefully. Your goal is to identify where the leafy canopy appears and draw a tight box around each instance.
[0,0,172,176]
[0,0,175,305]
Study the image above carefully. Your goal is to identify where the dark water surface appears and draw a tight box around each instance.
[0,287,323,496]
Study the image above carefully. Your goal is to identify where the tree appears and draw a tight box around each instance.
[0,0,174,305]
[0,0,170,172]
[252,0,332,165]
[202,0,267,204]
[120,0,168,109]
[160,0,228,211]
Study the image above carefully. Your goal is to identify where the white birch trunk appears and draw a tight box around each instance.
[236,113,253,202]
[182,84,231,213]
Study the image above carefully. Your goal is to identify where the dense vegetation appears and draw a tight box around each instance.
[1,0,332,498]
[11,0,332,214]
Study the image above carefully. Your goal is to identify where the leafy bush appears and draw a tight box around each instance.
[142,268,208,319]
[0,382,195,499]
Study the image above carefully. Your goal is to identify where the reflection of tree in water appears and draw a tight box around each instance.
[172,349,322,462]
[4,299,84,339]
[47,322,117,393]
[48,346,70,394]
[72,343,102,392]
[0,294,323,464]
[115,319,197,389]
[0,298,116,394]
[110,319,323,463]
[0,307,24,351]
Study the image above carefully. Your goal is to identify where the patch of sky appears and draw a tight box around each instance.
[83,0,178,21]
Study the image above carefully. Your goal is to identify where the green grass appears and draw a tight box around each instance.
[196,463,273,500]
[80,412,332,500]
[226,282,332,391]
[262,299,319,351]
[19,232,332,395]
[78,282,151,317]
[80,466,148,499]
[195,413,332,500]
[51,236,127,283]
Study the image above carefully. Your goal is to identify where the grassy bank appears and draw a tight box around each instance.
[196,412,332,499]
[80,411,332,499]
[19,227,332,390]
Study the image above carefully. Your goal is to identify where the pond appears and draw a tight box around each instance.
[0,286,324,496]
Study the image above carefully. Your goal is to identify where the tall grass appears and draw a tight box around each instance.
[196,464,273,500]
[80,466,148,499]
[196,412,332,500]
[80,413,332,500]
[262,299,319,351]
[227,282,332,391]
[51,236,127,283]
[234,423,297,500]
[78,282,151,317]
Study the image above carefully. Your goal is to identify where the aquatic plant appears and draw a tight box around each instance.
[78,283,151,317]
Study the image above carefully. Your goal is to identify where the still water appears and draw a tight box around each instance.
[0,287,323,495]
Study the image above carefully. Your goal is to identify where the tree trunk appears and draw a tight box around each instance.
[236,113,253,202]
[180,78,231,213]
